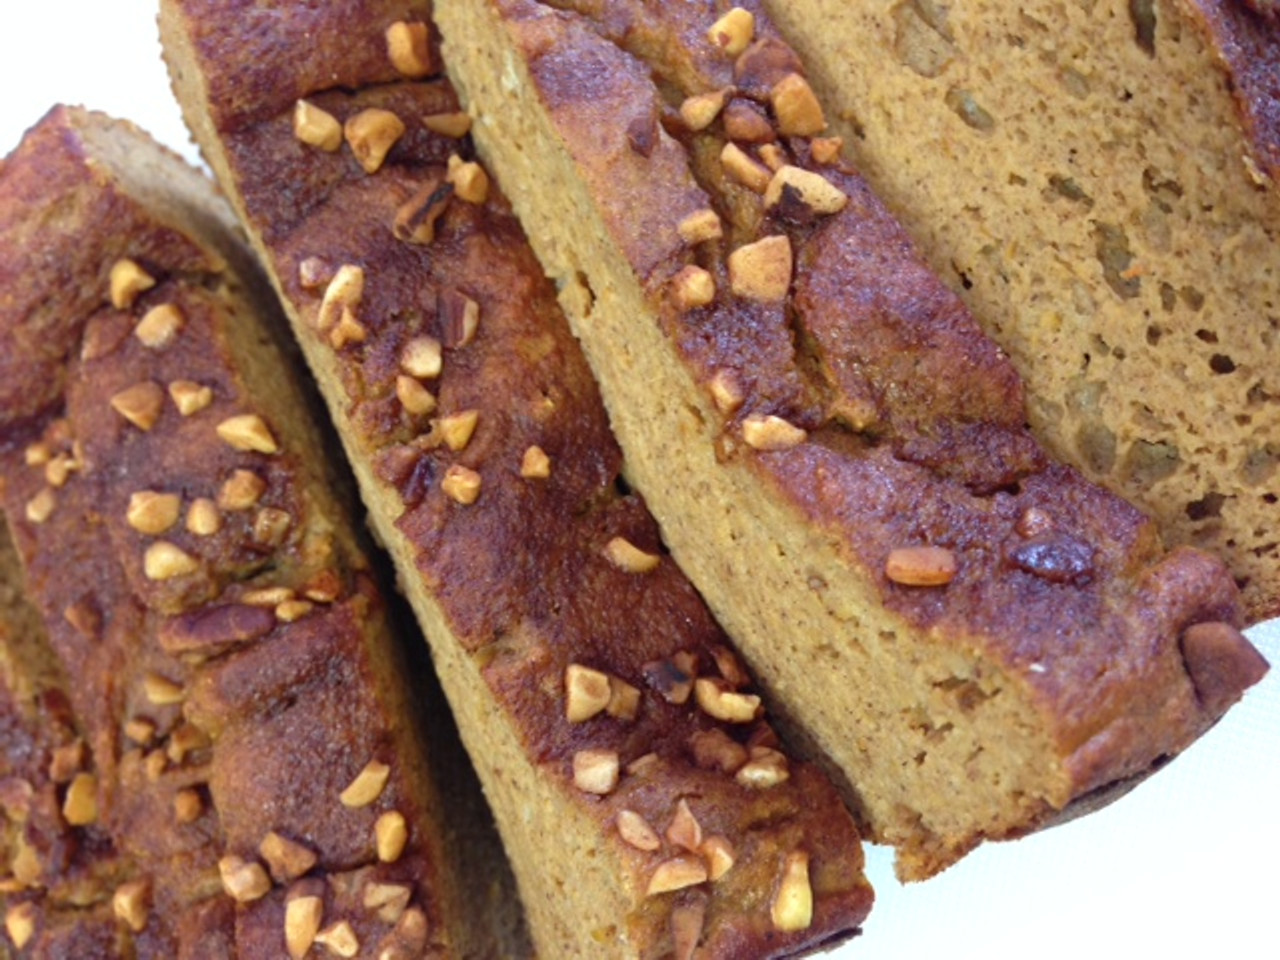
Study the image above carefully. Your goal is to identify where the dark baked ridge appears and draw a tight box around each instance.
[761,0,1280,620]
[434,0,1269,879]
[159,0,873,955]
[0,106,524,958]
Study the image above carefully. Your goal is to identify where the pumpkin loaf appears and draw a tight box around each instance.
[159,0,873,955]
[760,0,1280,620]
[0,105,526,959]
[432,0,1270,879]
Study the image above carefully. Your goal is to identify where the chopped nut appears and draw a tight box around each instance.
[260,832,318,883]
[721,142,772,193]
[393,906,430,952]
[677,208,723,245]
[758,143,788,172]
[62,772,98,826]
[709,645,750,688]
[25,488,56,525]
[253,508,292,546]
[344,108,406,174]
[644,652,697,705]
[144,541,201,581]
[298,256,334,289]
[885,546,958,586]
[520,444,552,478]
[607,677,642,721]
[811,136,844,164]
[440,289,481,347]
[275,600,314,623]
[144,750,168,782]
[395,375,437,416]
[216,414,279,454]
[329,309,368,349]
[765,165,848,215]
[603,536,661,574]
[143,671,185,706]
[446,154,490,204]
[666,799,703,853]
[423,112,472,138]
[736,746,791,788]
[701,836,736,880]
[5,902,37,949]
[294,100,343,151]
[169,380,214,416]
[742,413,806,450]
[112,879,150,932]
[628,754,661,778]
[24,441,52,467]
[709,371,744,415]
[127,491,182,535]
[376,810,409,863]
[708,7,754,56]
[771,851,814,932]
[671,265,716,311]
[11,843,40,887]
[671,900,707,960]
[124,718,156,746]
[401,336,443,378]
[689,728,749,773]
[441,465,481,505]
[285,894,324,959]
[616,809,662,851]
[340,759,391,808]
[694,678,761,724]
[439,410,480,451]
[174,788,203,824]
[364,882,412,924]
[724,100,776,143]
[647,857,709,896]
[319,264,364,331]
[166,722,211,764]
[573,749,621,795]
[679,88,730,131]
[393,178,453,245]
[565,664,612,722]
[386,20,433,78]
[218,469,267,510]
[728,235,793,302]
[315,920,360,958]
[111,381,166,431]
[110,258,156,309]
[244,587,295,608]
[63,601,100,639]
[44,453,77,488]
[48,740,85,784]
[772,73,826,137]
[187,498,222,536]
[135,303,185,349]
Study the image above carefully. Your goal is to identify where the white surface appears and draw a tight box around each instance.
[1,3,1277,959]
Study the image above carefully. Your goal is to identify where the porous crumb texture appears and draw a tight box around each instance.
[434,0,1268,879]
[159,0,872,955]
[762,0,1280,620]
[0,106,521,959]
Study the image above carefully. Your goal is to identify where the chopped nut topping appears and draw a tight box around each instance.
[169,380,214,416]
[364,882,412,924]
[260,832,318,883]
[694,678,761,724]
[441,465,482,505]
[174,788,203,824]
[617,809,662,851]
[144,541,201,581]
[603,536,661,574]
[187,498,222,537]
[386,20,433,78]
[48,740,85,784]
[24,441,52,467]
[254,508,293,547]
[677,208,723,245]
[708,372,744,415]
[143,749,168,782]
[5,902,37,949]
[572,749,620,795]
[315,920,360,958]
[393,178,453,245]
[340,759,391,808]
[395,375,437,416]
[724,100,776,143]
[771,851,814,932]
[736,746,791,788]
[772,73,827,137]
[216,414,279,454]
[721,142,772,193]
[25,488,56,525]
[329,310,367,349]
[446,154,490,204]
[689,728,749,773]
[742,413,806,451]
[701,836,736,880]
[124,718,156,746]
[243,586,298,607]
[644,652,697,705]
[671,901,707,960]
[521,444,552,479]
[219,469,267,510]
[393,906,430,952]
[294,100,343,152]
[62,771,98,826]
[127,491,182,535]
[110,258,156,310]
[319,264,364,331]
[565,664,613,722]
[758,143,788,172]
[276,600,315,623]
[401,336,443,378]
[376,810,409,863]
[666,799,703,853]
[440,289,481,347]
[143,671,185,706]
[627,752,661,776]
[424,111,472,138]
[344,108,406,174]
[111,381,166,431]
[728,235,793,302]
[135,303,185,349]
[439,410,480,451]
[285,894,324,959]
[765,165,848,216]
[607,677,642,721]
[679,88,730,130]
[112,879,150,932]
[166,722,211,764]
[298,256,334,290]
[885,546,958,586]
[647,857,709,896]
[44,453,77,489]
[709,645,749,688]
[708,7,755,56]
[811,136,844,164]
[671,265,716,311]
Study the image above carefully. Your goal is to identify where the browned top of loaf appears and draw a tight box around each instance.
[161,0,873,952]
[0,106,501,959]
[489,0,1267,795]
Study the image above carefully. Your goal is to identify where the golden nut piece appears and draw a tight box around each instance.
[701,835,737,881]
[143,541,201,581]
[376,810,410,863]
[400,336,443,379]
[707,7,754,56]
[386,20,433,78]
[218,469,266,511]
[728,235,793,302]
[315,920,360,958]
[770,851,814,932]
[720,142,772,193]
[24,488,56,525]
[293,99,343,152]
[606,676,642,721]
[285,894,324,959]
[520,444,552,479]
[186,498,223,537]
[218,855,272,904]
[885,545,959,587]
[344,108,406,174]
[395,375,437,417]
[735,746,791,789]
[441,465,482,505]
[564,663,612,722]
[259,831,318,882]
[318,264,364,331]
[112,879,151,932]
[679,88,729,131]
[364,881,413,924]
[127,490,182,535]
[62,771,98,826]
[742,414,807,451]
[647,857,709,896]
[134,303,185,349]
[438,410,480,452]
[446,155,490,204]
[110,381,166,431]
[216,414,280,454]
[771,73,827,137]
[764,165,849,215]
[616,809,662,851]
[665,799,703,853]
[142,671,186,705]
[169,380,214,416]
[5,902,37,950]
[340,759,391,808]
[572,749,621,795]
[603,536,661,574]
[109,257,157,310]
[423,112,472,138]
[671,265,716,311]
[677,208,723,245]
[694,678,761,724]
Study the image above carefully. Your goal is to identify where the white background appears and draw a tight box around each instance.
[1,3,1276,958]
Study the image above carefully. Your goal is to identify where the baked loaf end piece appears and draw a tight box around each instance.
[160,0,872,955]
[0,106,524,959]
[761,0,1280,620]
[435,0,1269,879]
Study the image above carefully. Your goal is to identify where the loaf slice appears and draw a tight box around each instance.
[433,0,1270,879]
[760,0,1280,620]
[0,105,525,959]
[160,0,873,955]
